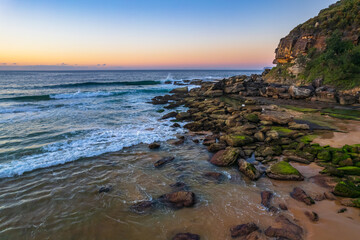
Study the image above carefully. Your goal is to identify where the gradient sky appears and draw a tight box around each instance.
[0,0,337,70]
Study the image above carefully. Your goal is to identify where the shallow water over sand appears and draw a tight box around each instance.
[1,139,359,240]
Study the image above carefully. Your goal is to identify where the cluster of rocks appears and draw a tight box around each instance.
[186,74,360,105]
[142,75,360,239]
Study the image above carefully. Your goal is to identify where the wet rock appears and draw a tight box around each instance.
[172,139,185,145]
[176,112,191,121]
[98,186,112,193]
[162,111,178,119]
[265,130,279,140]
[333,181,360,198]
[207,143,226,153]
[184,122,203,131]
[238,159,261,180]
[230,223,259,238]
[130,201,154,214]
[209,147,240,167]
[279,203,288,210]
[324,192,336,200]
[290,187,315,205]
[170,182,188,191]
[264,215,303,240]
[224,135,254,147]
[338,208,347,213]
[304,211,319,222]
[170,87,188,94]
[154,156,175,168]
[148,142,160,149]
[266,161,304,181]
[203,172,225,182]
[158,191,196,209]
[172,233,200,240]
[261,191,273,208]
[254,132,265,142]
[172,123,181,128]
[245,113,260,123]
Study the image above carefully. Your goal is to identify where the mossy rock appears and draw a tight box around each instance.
[245,113,260,123]
[333,181,360,198]
[337,166,360,176]
[342,144,358,153]
[332,151,351,165]
[266,161,304,181]
[281,142,299,150]
[238,159,261,180]
[299,135,318,144]
[351,198,360,208]
[317,150,332,162]
[283,149,314,161]
[271,126,293,137]
[272,145,283,156]
[225,135,254,147]
[209,147,240,167]
[156,109,165,113]
[303,144,324,155]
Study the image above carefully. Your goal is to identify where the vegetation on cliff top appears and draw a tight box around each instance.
[290,0,360,36]
[299,32,360,89]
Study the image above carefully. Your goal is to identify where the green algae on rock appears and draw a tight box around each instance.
[224,135,254,147]
[333,181,360,198]
[266,161,304,181]
[209,147,240,167]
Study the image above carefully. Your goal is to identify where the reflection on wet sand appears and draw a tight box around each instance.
[0,140,359,240]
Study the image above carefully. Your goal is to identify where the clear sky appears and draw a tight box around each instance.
[0,0,337,70]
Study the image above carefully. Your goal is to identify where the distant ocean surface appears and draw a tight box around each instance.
[0,70,261,178]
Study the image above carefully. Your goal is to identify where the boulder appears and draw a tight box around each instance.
[289,85,313,99]
[238,159,261,180]
[339,94,357,105]
[266,161,304,181]
[290,187,315,205]
[265,215,303,240]
[176,112,191,121]
[245,113,260,123]
[170,87,188,94]
[172,233,200,240]
[209,147,240,167]
[304,211,319,222]
[230,223,259,238]
[224,135,254,147]
[333,181,360,198]
[261,191,273,208]
[158,191,196,209]
[148,143,160,149]
[207,143,226,153]
[162,111,178,119]
[254,131,265,142]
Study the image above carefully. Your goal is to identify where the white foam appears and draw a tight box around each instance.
[50,91,114,99]
[0,118,184,178]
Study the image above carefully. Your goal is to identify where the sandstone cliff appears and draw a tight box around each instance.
[274,0,360,64]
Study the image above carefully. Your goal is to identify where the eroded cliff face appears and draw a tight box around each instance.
[273,0,360,64]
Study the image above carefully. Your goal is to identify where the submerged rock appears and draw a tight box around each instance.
[154,156,175,168]
[148,142,160,149]
[238,159,261,180]
[230,223,259,238]
[170,182,188,191]
[264,215,303,240]
[290,187,315,205]
[209,147,240,167]
[98,186,112,193]
[158,191,196,209]
[172,233,200,240]
[130,201,154,214]
[266,161,304,181]
[203,172,226,182]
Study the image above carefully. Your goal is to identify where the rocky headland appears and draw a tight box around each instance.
[146,70,360,239]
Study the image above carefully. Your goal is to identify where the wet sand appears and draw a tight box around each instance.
[1,139,359,240]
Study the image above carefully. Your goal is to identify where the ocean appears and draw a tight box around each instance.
[0,70,261,178]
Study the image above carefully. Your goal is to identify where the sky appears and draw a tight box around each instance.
[0,0,337,70]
